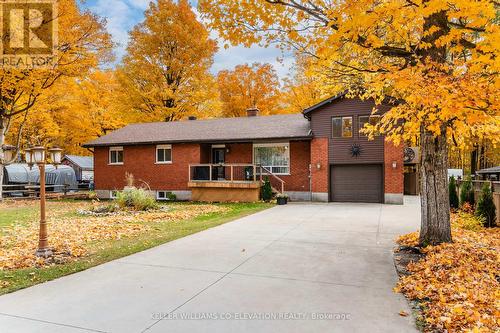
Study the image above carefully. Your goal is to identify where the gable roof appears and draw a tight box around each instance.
[83,114,312,147]
[302,91,348,118]
[63,155,94,170]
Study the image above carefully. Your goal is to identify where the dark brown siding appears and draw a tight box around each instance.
[310,98,390,164]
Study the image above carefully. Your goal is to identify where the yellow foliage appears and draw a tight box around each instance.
[0,0,113,142]
[217,63,281,116]
[117,0,219,122]
[200,0,500,146]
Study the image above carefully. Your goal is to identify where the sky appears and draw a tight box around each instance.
[79,0,294,78]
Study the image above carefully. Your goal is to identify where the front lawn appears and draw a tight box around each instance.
[0,199,271,295]
[394,212,499,332]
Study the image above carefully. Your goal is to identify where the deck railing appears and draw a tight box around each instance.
[189,164,258,183]
[188,163,286,194]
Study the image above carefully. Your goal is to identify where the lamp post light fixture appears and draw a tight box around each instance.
[31,146,63,258]
[1,144,17,163]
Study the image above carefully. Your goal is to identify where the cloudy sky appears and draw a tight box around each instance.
[79,0,294,78]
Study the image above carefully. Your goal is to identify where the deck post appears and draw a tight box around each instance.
[253,165,256,181]
[209,165,212,181]
[230,165,234,182]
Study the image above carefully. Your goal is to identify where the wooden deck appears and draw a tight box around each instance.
[188,181,261,202]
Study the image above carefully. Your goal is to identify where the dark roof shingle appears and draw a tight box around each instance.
[83,114,311,147]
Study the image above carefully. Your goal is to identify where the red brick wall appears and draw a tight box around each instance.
[384,140,404,194]
[225,143,252,163]
[225,141,311,192]
[94,143,201,191]
[94,141,311,192]
[281,141,311,192]
[310,138,329,193]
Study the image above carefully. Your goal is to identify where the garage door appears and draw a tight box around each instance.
[330,164,383,203]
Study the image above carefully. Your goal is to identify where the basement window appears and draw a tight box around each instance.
[157,191,175,201]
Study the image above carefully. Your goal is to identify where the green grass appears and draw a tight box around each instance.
[0,201,271,295]
[0,199,84,230]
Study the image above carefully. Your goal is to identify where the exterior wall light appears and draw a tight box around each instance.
[392,161,397,169]
[316,162,321,170]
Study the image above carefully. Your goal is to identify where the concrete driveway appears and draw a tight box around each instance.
[0,198,420,333]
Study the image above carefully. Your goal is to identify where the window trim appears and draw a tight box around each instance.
[332,116,353,138]
[155,144,173,164]
[359,115,381,136]
[109,146,124,165]
[156,191,167,200]
[109,190,119,199]
[252,142,290,175]
[156,190,174,201]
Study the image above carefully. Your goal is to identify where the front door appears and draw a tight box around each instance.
[212,148,225,180]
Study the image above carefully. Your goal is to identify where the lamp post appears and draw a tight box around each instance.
[27,146,63,258]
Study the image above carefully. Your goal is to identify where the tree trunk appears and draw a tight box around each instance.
[419,128,452,246]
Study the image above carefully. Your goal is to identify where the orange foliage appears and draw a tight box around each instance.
[396,212,500,332]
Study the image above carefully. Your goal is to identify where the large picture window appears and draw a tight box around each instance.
[156,144,172,163]
[332,117,353,138]
[109,147,123,165]
[253,143,290,175]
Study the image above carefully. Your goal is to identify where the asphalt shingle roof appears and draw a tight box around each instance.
[83,114,312,147]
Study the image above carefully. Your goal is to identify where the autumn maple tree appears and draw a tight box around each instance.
[200,0,500,245]
[217,63,281,117]
[0,0,112,199]
[7,71,127,155]
[117,0,219,122]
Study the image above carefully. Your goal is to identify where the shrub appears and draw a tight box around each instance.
[448,176,459,209]
[459,176,475,207]
[476,183,497,228]
[115,188,158,211]
[261,176,273,202]
[451,211,484,231]
[166,192,177,201]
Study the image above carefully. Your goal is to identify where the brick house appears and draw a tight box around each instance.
[83,95,404,204]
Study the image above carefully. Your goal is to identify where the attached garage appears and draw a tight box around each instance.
[330,164,383,203]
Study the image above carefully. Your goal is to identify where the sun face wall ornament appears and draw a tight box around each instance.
[350,143,363,157]
[404,147,416,163]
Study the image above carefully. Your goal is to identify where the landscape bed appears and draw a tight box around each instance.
[0,199,271,295]
[394,211,499,333]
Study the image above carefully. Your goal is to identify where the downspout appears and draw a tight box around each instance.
[309,163,312,202]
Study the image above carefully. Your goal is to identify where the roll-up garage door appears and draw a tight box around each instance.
[330,164,383,203]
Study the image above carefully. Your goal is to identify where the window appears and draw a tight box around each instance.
[157,191,174,201]
[332,117,353,138]
[253,143,290,175]
[359,115,381,136]
[110,190,119,199]
[156,145,172,163]
[109,147,123,165]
